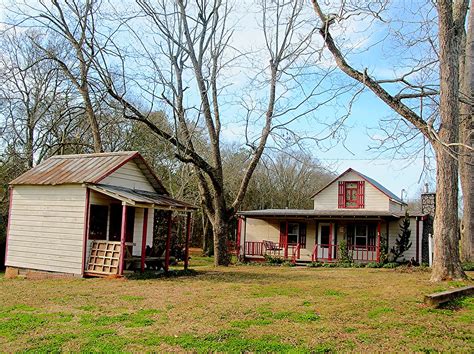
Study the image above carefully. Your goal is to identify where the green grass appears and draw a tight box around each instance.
[0,265,472,352]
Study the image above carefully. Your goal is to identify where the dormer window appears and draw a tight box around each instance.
[338,181,365,209]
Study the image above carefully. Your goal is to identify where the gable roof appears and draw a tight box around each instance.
[311,168,406,205]
[10,151,168,195]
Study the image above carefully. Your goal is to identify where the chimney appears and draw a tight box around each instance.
[421,192,436,216]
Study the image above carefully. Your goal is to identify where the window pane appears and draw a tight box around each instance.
[89,205,108,240]
[356,224,367,236]
[320,225,330,245]
[355,236,367,248]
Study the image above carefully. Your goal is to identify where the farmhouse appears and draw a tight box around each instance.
[236,168,434,264]
[4,151,196,278]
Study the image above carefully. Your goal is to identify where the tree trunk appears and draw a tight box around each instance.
[82,92,102,153]
[201,214,214,256]
[430,0,466,281]
[459,1,474,262]
[212,215,231,266]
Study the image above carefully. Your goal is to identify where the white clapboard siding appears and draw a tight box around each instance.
[132,208,154,256]
[313,171,390,211]
[245,218,280,243]
[101,161,155,192]
[388,217,418,261]
[389,200,405,213]
[6,185,86,275]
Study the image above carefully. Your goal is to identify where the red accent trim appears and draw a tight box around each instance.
[4,187,13,267]
[358,181,365,208]
[118,205,127,275]
[141,208,149,273]
[284,221,289,258]
[164,212,172,272]
[328,223,333,260]
[93,152,139,184]
[184,213,192,270]
[81,188,91,275]
[415,217,420,263]
[236,217,242,255]
[376,221,381,262]
[338,181,345,208]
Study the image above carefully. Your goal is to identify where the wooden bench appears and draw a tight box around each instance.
[424,285,474,307]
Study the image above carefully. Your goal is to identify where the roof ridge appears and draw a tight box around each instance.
[50,151,138,159]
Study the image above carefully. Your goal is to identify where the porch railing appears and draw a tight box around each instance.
[312,243,379,262]
[244,241,300,260]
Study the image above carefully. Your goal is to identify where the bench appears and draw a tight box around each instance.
[424,285,474,307]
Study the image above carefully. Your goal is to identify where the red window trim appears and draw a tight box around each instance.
[338,180,365,209]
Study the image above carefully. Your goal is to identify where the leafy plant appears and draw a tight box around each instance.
[337,240,353,264]
[462,262,474,271]
[264,255,285,265]
[390,212,412,262]
[382,262,399,269]
[306,262,323,268]
[365,262,383,268]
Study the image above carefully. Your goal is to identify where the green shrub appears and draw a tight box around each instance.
[337,240,353,264]
[264,255,285,265]
[352,263,364,268]
[382,262,399,269]
[462,262,474,271]
[365,262,383,268]
[306,262,323,268]
[336,262,353,268]
[322,262,337,268]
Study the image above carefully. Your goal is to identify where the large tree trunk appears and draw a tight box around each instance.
[212,213,231,266]
[82,91,102,153]
[430,0,466,281]
[459,2,474,262]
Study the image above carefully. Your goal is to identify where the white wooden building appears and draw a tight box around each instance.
[5,151,196,277]
[237,168,431,264]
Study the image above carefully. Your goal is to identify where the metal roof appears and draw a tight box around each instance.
[89,184,197,212]
[238,208,406,219]
[311,168,406,205]
[10,151,168,194]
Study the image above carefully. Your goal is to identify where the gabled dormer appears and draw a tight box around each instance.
[311,168,406,212]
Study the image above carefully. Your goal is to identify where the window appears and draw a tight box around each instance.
[89,205,108,240]
[108,204,135,242]
[347,223,376,248]
[287,223,299,244]
[279,222,307,248]
[320,225,330,246]
[338,181,365,209]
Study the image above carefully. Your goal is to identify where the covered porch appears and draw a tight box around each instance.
[236,209,401,264]
[82,184,197,276]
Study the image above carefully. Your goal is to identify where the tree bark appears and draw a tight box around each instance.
[430,0,466,281]
[459,0,474,262]
[212,215,231,266]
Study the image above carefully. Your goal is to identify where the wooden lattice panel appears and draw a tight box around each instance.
[86,241,121,275]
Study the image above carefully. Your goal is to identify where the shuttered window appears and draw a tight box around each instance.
[338,180,365,209]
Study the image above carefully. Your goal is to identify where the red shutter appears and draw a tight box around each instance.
[338,181,345,208]
[299,222,307,248]
[279,222,286,245]
[357,181,365,208]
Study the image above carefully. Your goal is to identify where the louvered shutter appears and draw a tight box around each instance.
[357,181,365,208]
[279,222,286,245]
[338,181,345,208]
[299,223,307,248]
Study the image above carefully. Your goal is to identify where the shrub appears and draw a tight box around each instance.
[336,262,353,268]
[382,262,399,269]
[390,212,412,262]
[337,240,353,264]
[306,262,323,268]
[264,255,285,265]
[365,262,383,268]
[462,262,474,271]
[322,262,337,268]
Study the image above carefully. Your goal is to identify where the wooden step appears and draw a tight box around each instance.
[424,286,474,307]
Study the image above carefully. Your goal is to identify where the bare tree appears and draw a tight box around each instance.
[459,2,474,262]
[311,0,468,280]
[5,0,109,152]
[100,0,346,265]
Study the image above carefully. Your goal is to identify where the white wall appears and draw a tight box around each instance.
[6,185,86,275]
[388,217,419,261]
[313,171,390,211]
[101,161,155,192]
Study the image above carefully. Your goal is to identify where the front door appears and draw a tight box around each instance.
[317,223,335,260]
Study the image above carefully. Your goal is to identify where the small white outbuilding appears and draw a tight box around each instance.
[5,151,196,278]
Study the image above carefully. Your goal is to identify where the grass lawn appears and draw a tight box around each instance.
[0,259,473,352]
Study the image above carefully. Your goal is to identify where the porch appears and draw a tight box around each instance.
[83,184,197,276]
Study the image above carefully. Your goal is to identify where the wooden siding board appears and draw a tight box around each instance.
[101,161,155,192]
[6,185,86,275]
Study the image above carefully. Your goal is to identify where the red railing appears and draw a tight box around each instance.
[244,241,302,261]
[244,241,264,256]
[312,243,379,262]
[291,243,301,264]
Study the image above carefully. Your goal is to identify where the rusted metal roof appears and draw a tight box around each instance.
[89,184,197,211]
[10,151,168,195]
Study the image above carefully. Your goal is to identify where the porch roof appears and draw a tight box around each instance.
[88,184,197,212]
[237,208,411,219]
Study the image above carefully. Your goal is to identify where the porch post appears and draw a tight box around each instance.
[376,221,381,262]
[164,211,172,272]
[184,212,192,270]
[284,221,289,259]
[140,208,149,273]
[328,223,333,261]
[118,204,128,276]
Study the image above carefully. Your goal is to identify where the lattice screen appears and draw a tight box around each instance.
[86,241,121,275]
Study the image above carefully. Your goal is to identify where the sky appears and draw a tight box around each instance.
[0,0,438,202]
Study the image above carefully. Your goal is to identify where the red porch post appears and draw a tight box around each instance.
[81,188,90,276]
[328,223,333,261]
[118,204,128,276]
[164,211,172,272]
[284,221,289,259]
[184,212,192,270]
[376,221,381,262]
[140,208,149,273]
